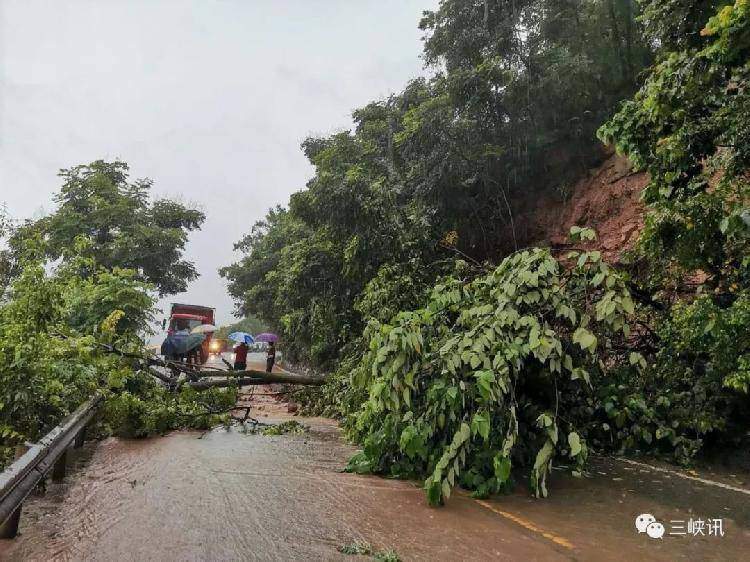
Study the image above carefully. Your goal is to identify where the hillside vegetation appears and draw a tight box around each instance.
[2,1,747,505]
[223,0,750,504]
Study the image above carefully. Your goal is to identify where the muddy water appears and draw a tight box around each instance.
[1,356,748,561]
[0,357,567,561]
[4,422,749,562]
[496,456,750,561]
[0,422,567,561]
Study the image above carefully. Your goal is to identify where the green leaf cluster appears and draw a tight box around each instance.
[0,167,232,468]
[596,0,750,461]
[347,244,632,503]
[9,161,204,296]
[0,242,152,465]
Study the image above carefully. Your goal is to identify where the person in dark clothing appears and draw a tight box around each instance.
[234,342,248,371]
[266,342,276,373]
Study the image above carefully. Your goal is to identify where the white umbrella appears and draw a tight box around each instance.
[191,324,217,334]
[228,331,254,344]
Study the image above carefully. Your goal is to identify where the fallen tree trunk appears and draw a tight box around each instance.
[76,339,327,390]
[188,377,273,390]
[187,370,326,389]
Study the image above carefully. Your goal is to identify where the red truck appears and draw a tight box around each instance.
[163,303,217,364]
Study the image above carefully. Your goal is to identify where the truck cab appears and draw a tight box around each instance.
[164,304,216,364]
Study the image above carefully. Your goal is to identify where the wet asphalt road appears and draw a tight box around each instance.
[1,356,749,561]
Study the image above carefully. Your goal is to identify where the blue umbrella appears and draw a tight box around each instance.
[228,332,254,344]
[161,333,205,356]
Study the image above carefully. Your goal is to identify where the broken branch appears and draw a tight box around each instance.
[187,370,326,390]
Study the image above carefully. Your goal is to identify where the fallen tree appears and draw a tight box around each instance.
[187,371,326,390]
[346,241,636,503]
[95,342,326,390]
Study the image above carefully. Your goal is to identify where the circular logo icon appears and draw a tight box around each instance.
[646,521,665,539]
[635,513,656,533]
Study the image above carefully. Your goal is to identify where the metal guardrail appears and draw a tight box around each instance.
[0,393,103,539]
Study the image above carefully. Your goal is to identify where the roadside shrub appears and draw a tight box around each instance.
[346,234,636,503]
[0,243,235,468]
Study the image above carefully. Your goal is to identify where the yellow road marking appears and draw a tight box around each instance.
[469,495,575,550]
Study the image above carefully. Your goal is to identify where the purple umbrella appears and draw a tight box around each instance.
[254,332,279,343]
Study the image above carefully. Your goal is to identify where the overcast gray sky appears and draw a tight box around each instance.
[0,0,437,327]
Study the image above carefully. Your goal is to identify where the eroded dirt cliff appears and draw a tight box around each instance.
[534,152,648,261]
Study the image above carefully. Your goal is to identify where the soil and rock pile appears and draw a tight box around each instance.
[534,152,648,261]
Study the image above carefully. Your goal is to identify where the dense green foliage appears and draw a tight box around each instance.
[0,243,235,468]
[5,0,746,509]
[597,0,750,460]
[1,166,231,469]
[0,206,12,296]
[9,161,205,296]
[0,246,146,465]
[223,1,651,367]
[223,0,750,503]
[347,236,635,502]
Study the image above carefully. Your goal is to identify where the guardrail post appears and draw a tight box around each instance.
[0,504,21,539]
[0,445,29,539]
[0,394,102,541]
[74,428,86,448]
[52,450,67,482]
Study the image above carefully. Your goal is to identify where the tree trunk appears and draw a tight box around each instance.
[607,0,627,82]
[623,0,635,85]
[187,370,326,389]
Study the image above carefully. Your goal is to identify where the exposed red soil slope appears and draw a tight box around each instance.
[534,152,648,262]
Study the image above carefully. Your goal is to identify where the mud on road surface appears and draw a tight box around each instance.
[0,422,570,561]
[2,358,749,561]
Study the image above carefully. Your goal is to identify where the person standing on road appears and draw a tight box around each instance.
[234,341,248,371]
[266,341,276,373]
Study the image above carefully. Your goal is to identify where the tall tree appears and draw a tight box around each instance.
[223,0,652,367]
[638,0,726,51]
[10,161,205,295]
